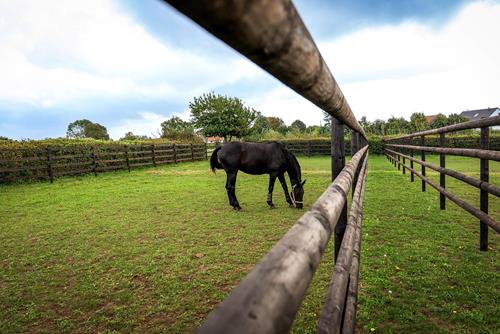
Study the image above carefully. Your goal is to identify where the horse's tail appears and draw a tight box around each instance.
[210,146,223,173]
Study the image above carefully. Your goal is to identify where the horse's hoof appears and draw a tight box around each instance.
[269,204,276,209]
[233,206,242,211]
[289,204,295,208]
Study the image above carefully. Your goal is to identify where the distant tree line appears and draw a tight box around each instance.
[9,93,475,144]
[359,113,469,136]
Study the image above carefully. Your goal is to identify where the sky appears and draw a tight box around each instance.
[0,0,499,140]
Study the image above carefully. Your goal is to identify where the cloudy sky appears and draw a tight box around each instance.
[0,0,499,140]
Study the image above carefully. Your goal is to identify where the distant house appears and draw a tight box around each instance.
[459,107,499,121]
[425,115,438,124]
[205,136,224,143]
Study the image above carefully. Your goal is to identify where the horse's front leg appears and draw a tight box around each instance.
[278,173,293,207]
[267,173,278,208]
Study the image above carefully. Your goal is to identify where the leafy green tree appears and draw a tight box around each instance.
[430,113,448,129]
[359,116,372,134]
[120,132,149,141]
[189,92,258,141]
[290,119,306,132]
[447,113,468,125]
[251,113,270,135]
[160,116,195,140]
[266,116,287,134]
[66,119,92,138]
[66,119,109,140]
[0,136,11,141]
[371,120,387,136]
[85,123,110,140]
[410,112,428,132]
[386,116,410,135]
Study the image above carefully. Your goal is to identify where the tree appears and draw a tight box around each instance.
[85,123,110,140]
[160,116,194,140]
[447,113,468,125]
[386,116,410,135]
[66,119,92,138]
[371,120,387,136]
[359,116,372,134]
[322,112,331,129]
[266,116,287,133]
[430,113,448,129]
[290,119,306,132]
[66,119,109,140]
[410,112,428,132]
[251,113,270,135]
[189,92,258,141]
[120,132,149,141]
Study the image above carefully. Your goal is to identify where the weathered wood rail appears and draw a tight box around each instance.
[0,143,207,183]
[384,116,500,250]
[164,0,368,333]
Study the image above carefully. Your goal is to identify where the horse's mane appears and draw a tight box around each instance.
[281,146,301,182]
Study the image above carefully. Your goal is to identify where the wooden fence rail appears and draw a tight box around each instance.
[197,146,368,334]
[383,116,500,251]
[0,143,207,183]
[163,0,370,332]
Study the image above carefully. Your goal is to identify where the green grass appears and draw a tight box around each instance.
[0,156,498,333]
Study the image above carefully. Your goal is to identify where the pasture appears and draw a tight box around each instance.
[0,155,498,333]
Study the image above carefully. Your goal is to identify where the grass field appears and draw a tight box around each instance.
[0,155,498,333]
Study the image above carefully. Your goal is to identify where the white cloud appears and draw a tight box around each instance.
[0,0,261,108]
[108,111,167,139]
[246,87,324,126]
[318,0,500,121]
[107,109,192,140]
[1,0,498,139]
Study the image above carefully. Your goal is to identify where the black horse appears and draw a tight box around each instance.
[210,142,306,210]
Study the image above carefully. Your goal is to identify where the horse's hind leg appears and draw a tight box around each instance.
[267,173,278,208]
[226,170,241,210]
[278,173,293,207]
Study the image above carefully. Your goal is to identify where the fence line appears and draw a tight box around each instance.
[163,0,369,332]
[0,143,207,183]
[384,117,500,250]
[197,147,368,334]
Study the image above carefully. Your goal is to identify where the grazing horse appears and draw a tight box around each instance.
[210,141,306,210]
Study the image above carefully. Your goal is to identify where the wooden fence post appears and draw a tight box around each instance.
[173,144,177,164]
[46,147,54,183]
[205,143,208,160]
[92,146,98,176]
[331,117,347,262]
[125,145,130,172]
[191,143,194,161]
[480,127,489,251]
[410,138,414,182]
[152,144,157,167]
[421,136,426,192]
[351,132,361,199]
[440,133,446,210]
[307,141,311,156]
[397,154,401,171]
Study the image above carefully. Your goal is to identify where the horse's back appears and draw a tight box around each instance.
[218,142,285,174]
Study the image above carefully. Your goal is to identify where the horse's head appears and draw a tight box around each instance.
[291,180,306,209]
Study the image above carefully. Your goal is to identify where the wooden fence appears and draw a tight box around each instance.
[164,0,368,333]
[207,140,345,157]
[384,116,500,251]
[0,143,207,183]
